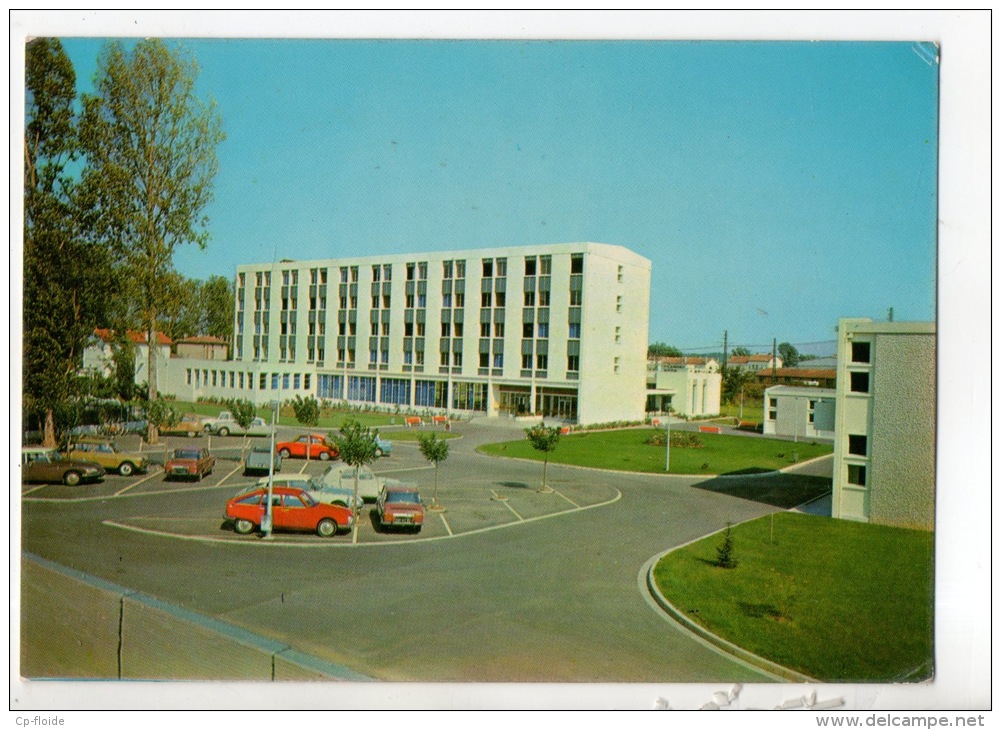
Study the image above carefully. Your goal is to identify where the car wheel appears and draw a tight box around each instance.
[375,448,383,457]
[319,451,331,461]
[63,471,81,487]
[234,519,255,535]
[218,427,229,437]
[118,462,135,477]
[279,448,291,458]
[316,518,337,537]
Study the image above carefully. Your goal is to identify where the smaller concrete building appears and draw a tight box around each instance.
[175,336,229,361]
[757,367,837,389]
[646,359,721,418]
[82,329,173,382]
[762,385,835,440]
[728,353,782,372]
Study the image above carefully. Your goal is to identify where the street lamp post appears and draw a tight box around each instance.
[263,399,279,538]
[664,406,672,473]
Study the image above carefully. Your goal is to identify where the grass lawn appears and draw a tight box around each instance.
[653,512,934,682]
[720,402,764,424]
[477,428,831,475]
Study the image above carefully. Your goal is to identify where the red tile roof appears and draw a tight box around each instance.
[176,336,228,345]
[756,368,836,380]
[93,328,173,346]
[729,354,774,364]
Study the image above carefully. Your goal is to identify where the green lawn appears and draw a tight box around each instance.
[653,512,934,682]
[720,401,764,424]
[477,428,831,475]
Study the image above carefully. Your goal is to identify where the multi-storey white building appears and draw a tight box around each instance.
[162,243,651,425]
[831,318,936,530]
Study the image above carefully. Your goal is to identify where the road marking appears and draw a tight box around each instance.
[114,467,162,496]
[100,488,623,548]
[21,485,49,496]
[489,489,508,502]
[217,462,244,484]
[374,465,434,475]
[551,488,580,508]
[501,500,523,521]
[438,512,453,536]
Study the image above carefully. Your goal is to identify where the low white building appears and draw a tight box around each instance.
[762,385,835,440]
[646,360,721,418]
[728,353,782,372]
[81,329,173,384]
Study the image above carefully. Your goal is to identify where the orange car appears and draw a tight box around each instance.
[165,447,215,481]
[225,486,354,537]
[275,433,339,461]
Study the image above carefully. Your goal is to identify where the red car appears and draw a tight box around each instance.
[376,484,426,533]
[165,447,215,481]
[275,433,339,461]
[225,486,354,537]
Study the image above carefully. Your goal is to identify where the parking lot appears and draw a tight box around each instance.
[22,424,620,546]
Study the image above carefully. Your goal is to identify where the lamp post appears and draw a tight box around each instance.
[664,405,672,473]
[263,399,279,539]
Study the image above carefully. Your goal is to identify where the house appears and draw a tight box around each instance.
[756,367,837,389]
[156,243,652,425]
[82,329,173,383]
[648,355,720,373]
[762,385,835,440]
[727,353,782,372]
[175,336,229,360]
[646,358,721,418]
[831,318,936,530]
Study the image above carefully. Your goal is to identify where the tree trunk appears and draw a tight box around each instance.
[43,408,56,448]
[147,317,159,444]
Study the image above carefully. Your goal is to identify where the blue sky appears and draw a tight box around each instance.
[58,38,938,355]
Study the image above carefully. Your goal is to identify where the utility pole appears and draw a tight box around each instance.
[887,307,894,322]
[772,337,778,382]
[721,330,728,375]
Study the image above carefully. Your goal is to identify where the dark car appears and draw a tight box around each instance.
[165,447,215,481]
[21,447,105,486]
[376,484,425,533]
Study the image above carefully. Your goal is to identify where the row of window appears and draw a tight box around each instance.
[185,368,312,392]
[316,374,489,412]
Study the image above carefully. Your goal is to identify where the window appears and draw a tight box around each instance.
[456,260,465,278]
[383,264,392,281]
[493,353,504,368]
[569,290,582,306]
[479,352,489,368]
[495,258,507,277]
[417,294,426,308]
[294,374,301,389]
[441,322,452,337]
[617,265,623,282]
[407,263,416,281]
[847,464,866,486]
[522,353,532,369]
[271,374,279,390]
[616,295,622,313]
[808,400,817,423]
[850,371,870,394]
[381,322,390,336]
[615,326,621,343]
[523,322,533,338]
[524,257,537,276]
[416,322,425,337]
[848,434,868,456]
[538,290,550,306]
[372,295,380,309]
[495,292,506,307]
[443,260,453,278]
[494,322,504,338]
[350,266,359,283]
[524,291,536,307]
[480,322,491,337]
[372,265,381,281]
[406,294,415,308]
[567,354,579,371]
[614,357,620,374]
[568,323,581,339]
[481,292,492,308]
[418,262,427,279]
[455,292,465,308]
[283,373,290,389]
[540,256,551,275]
[452,351,462,367]
[536,354,548,370]
[571,254,584,274]
[442,294,452,308]
[383,294,391,308]
[537,323,549,338]
[851,341,871,363]
[482,259,493,277]
[454,322,463,337]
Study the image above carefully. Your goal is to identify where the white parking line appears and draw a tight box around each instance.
[21,485,50,496]
[114,467,162,496]
[551,488,580,508]
[219,462,244,484]
[439,512,453,536]
[501,500,524,521]
[375,465,434,475]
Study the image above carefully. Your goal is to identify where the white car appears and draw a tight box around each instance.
[318,463,401,502]
[251,475,364,510]
[208,416,270,437]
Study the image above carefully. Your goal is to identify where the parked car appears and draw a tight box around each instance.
[21,447,105,486]
[376,484,425,533]
[318,463,401,501]
[160,415,205,438]
[200,410,236,432]
[247,475,363,511]
[276,433,339,461]
[209,416,270,438]
[243,445,281,476]
[66,437,148,477]
[374,435,393,457]
[225,486,354,537]
[165,447,215,481]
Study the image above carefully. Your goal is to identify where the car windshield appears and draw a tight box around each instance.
[174,449,202,460]
[386,491,420,504]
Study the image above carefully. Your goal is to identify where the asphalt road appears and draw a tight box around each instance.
[20,419,833,682]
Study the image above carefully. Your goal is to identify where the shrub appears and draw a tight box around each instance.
[715,523,738,569]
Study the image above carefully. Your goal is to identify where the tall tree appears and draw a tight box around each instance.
[777,342,800,367]
[24,38,112,446]
[525,423,562,493]
[201,274,235,341]
[79,39,224,443]
[648,342,683,358]
[730,346,751,357]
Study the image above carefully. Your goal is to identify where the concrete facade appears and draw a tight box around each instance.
[646,361,721,418]
[831,319,936,530]
[762,385,835,440]
[157,243,651,425]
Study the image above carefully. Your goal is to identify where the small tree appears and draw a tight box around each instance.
[418,432,450,509]
[145,398,178,440]
[226,398,257,431]
[715,523,738,569]
[526,423,561,493]
[331,419,379,536]
[291,395,320,428]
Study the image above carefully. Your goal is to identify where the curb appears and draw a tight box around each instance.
[643,531,818,684]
